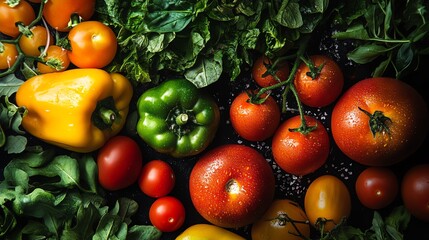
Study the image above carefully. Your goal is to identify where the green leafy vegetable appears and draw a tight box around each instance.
[0,149,162,240]
[94,0,329,87]
[332,0,429,79]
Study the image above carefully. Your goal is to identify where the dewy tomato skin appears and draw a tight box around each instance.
[331,77,429,166]
[229,91,281,141]
[272,115,330,176]
[294,55,344,108]
[401,164,429,222]
[189,144,275,228]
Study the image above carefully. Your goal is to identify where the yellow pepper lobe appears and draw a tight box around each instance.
[16,68,133,153]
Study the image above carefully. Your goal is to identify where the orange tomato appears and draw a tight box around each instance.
[304,175,351,232]
[67,21,117,68]
[42,0,96,32]
[0,43,18,70]
[0,0,36,37]
[37,45,70,73]
[19,25,54,57]
[251,199,310,240]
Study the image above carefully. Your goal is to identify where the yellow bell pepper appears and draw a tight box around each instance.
[15,68,133,153]
[175,224,245,240]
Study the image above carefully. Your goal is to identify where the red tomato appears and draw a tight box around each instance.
[42,0,96,32]
[229,90,281,141]
[304,175,351,232]
[252,55,290,87]
[19,25,54,57]
[355,167,398,209]
[0,43,18,70]
[0,0,36,37]
[331,77,429,166]
[294,55,344,108]
[67,21,117,68]
[97,136,143,191]
[401,164,429,222]
[271,115,330,176]
[138,160,176,198]
[37,45,70,73]
[149,196,186,232]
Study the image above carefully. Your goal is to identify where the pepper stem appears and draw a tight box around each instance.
[176,113,189,126]
[99,108,116,125]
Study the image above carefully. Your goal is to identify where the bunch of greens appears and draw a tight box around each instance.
[94,0,329,88]
[325,206,411,240]
[0,148,161,240]
[332,0,429,79]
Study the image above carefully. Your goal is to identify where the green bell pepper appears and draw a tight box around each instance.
[136,79,220,158]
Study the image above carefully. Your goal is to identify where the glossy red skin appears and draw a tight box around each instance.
[331,77,429,166]
[252,55,290,87]
[43,0,96,32]
[67,21,117,68]
[189,144,276,228]
[271,115,330,176]
[401,164,429,222]
[355,167,398,210]
[0,1,35,37]
[97,136,143,191]
[229,91,281,141]
[149,196,186,232]
[294,55,344,108]
[138,159,176,198]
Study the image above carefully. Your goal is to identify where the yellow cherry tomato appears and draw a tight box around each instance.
[304,175,351,232]
[251,199,310,240]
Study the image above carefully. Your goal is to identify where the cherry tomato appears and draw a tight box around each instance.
[304,175,351,232]
[138,160,176,198]
[0,43,18,70]
[251,199,310,240]
[271,115,330,176]
[252,55,290,87]
[355,167,398,210]
[149,196,186,232]
[19,25,54,57]
[229,90,281,141]
[0,0,36,37]
[67,21,117,68]
[37,45,70,73]
[294,55,344,108]
[97,136,143,191]
[401,164,429,222]
[42,0,96,32]
[331,77,429,166]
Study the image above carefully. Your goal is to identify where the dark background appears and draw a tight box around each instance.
[1,17,429,240]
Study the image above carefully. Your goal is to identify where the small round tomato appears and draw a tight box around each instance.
[19,25,54,57]
[304,175,351,232]
[229,90,281,141]
[355,167,398,210]
[138,160,176,198]
[401,164,429,222]
[271,115,330,176]
[37,45,70,73]
[42,0,96,32]
[149,196,186,232]
[0,0,36,37]
[67,21,117,68]
[252,55,290,87]
[294,55,344,108]
[251,199,310,240]
[0,43,18,70]
[97,136,143,191]
[331,77,429,166]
